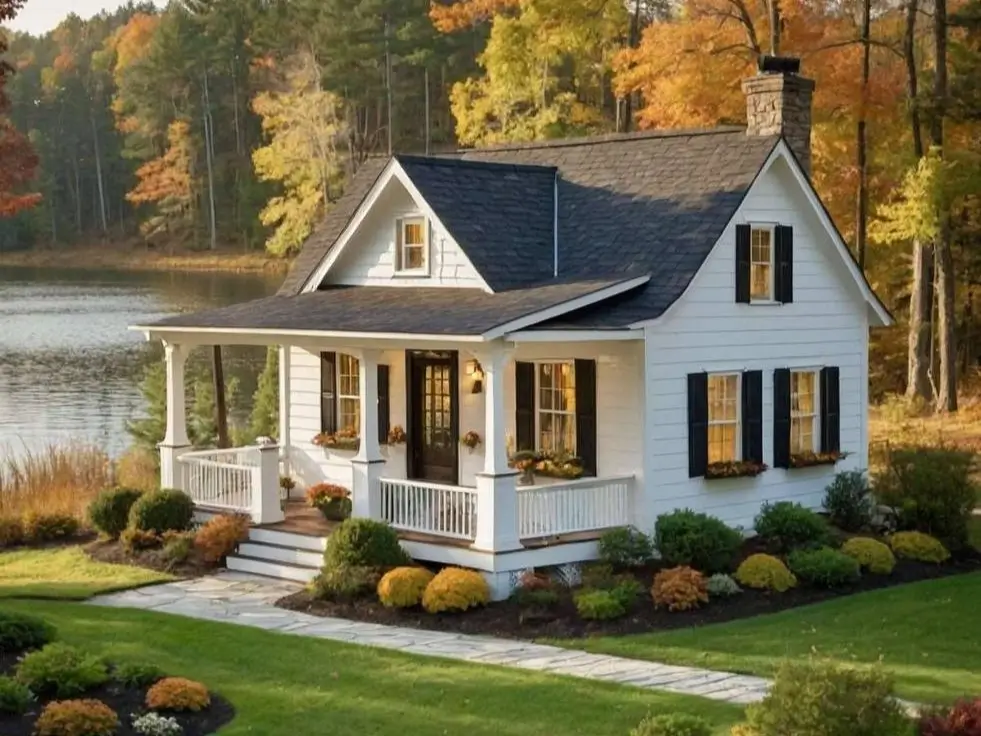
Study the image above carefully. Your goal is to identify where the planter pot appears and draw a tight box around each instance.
[317,498,352,522]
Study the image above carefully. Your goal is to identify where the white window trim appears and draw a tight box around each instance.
[749,223,777,304]
[707,372,742,463]
[790,368,821,454]
[395,214,430,277]
[534,360,577,455]
[337,353,361,433]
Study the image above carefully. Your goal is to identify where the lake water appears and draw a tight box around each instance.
[0,266,281,457]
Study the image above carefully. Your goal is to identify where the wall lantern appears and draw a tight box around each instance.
[466,359,484,394]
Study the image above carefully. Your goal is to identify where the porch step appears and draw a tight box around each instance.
[237,542,323,569]
[247,527,327,552]
[225,555,318,583]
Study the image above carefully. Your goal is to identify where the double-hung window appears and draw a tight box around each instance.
[790,370,818,454]
[750,225,774,301]
[337,354,360,434]
[707,373,740,463]
[536,361,576,454]
[396,216,428,274]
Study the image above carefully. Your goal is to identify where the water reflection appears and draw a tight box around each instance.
[0,266,281,456]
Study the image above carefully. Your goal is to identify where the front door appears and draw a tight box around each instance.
[406,351,458,484]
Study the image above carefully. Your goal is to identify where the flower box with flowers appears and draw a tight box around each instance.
[306,482,352,521]
[704,460,768,479]
[508,451,584,484]
[312,429,360,452]
[789,450,845,468]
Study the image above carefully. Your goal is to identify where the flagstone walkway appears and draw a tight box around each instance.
[90,571,771,705]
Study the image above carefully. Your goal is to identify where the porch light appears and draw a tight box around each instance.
[467,359,484,394]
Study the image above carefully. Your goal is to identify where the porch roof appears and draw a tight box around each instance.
[134,275,649,340]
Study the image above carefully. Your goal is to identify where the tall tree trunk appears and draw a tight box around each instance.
[855,0,871,271]
[905,0,933,402]
[424,66,430,155]
[768,0,781,54]
[231,62,243,156]
[212,345,230,449]
[620,0,643,133]
[384,16,393,156]
[71,152,82,236]
[90,112,107,236]
[933,0,957,412]
[202,69,217,252]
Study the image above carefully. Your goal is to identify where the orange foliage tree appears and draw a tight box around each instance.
[126,120,194,240]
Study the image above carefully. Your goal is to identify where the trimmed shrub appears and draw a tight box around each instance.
[574,589,627,620]
[787,547,861,588]
[128,488,194,535]
[0,516,24,547]
[841,537,896,574]
[706,573,742,598]
[421,567,490,613]
[598,526,653,568]
[113,661,164,688]
[377,566,434,608]
[35,699,120,736]
[754,502,830,552]
[823,471,875,532]
[873,445,977,548]
[131,712,183,736]
[15,643,108,697]
[23,513,80,543]
[0,675,33,714]
[651,566,709,612]
[735,554,797,592]
[654,509,744,574]
[120,527,162,553]
[161,531,194,565]
[194,514,250,563]
[322,518,409,571]
[510,571,561,608]
[890,531,950,563]
[736,659,911,736]
[631,713,713,736]
[919,697,981,735]
[145,677,211,712]
[0,610,57,653]
[580,562,616,589]
[610,575,645,608]
[87,487,143,539]
[312,565,381,601]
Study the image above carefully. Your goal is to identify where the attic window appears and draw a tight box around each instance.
[396,216,429,275]
[750,225,774,301]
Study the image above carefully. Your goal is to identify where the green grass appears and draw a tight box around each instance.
[555,572,981,705]
[0,546,172,599]
[0,601,743,735]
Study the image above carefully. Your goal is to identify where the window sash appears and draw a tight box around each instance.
[750,226,774,301]
[337,354,360,433]
[398,217,427,272]
[707,373,740,463]
[790,370,818,454]
[535,361,576,455]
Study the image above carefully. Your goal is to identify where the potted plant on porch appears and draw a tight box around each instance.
[306,483,352,521]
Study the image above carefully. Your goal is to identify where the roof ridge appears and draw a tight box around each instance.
[395,154,557,175]
[458,126,750,154]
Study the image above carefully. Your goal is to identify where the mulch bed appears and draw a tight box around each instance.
[0,651,234,736]
[2,532,97,552]
[85,539,216,578]
[278,549,981,640]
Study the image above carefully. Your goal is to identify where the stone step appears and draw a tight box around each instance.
[226,555,318,583]
[248,527,327,552]
[238,541,322,569]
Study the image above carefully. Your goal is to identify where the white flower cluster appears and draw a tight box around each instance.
[132,712,183,736]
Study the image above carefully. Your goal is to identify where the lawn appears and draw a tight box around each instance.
[0,601,744,736]
[0,546,172,599]
[556,572,981,705]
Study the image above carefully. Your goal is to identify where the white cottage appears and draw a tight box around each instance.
[135,57,891,598]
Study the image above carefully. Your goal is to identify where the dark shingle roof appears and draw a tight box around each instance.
[396,156,557,289]
[143,277,646,336]
[276,127,780,326]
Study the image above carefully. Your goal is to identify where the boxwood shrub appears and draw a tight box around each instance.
[128,488,194,535]
[654,509,743,573]
[0,611,56,654]
[787,547,861,588]
[88,487,144,539]
[754,502,830,552]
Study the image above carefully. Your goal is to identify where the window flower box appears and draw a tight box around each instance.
[508,451,585,484]
[312,429,360,452]
[789,451,845,468]
[705,460,768,479]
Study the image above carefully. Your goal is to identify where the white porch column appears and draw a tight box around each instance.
[472,345,522,552]
[351,348,383,520]
[159,341,190,489]
[251,438,285,524]
[278,345,291,483]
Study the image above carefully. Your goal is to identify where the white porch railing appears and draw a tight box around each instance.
[175,444,283,524]
[379,478,478,541]
[517,475,633,539]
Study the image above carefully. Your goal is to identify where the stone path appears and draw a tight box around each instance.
[90,572,770,705]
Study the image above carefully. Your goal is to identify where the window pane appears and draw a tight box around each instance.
[751,263,770,300]
[708,423,737,463]
[339,398,360,433]
[404,245,424,269]
[403,222,424,245]
[539,413,553,452]
[791,416,814,453]
[539,364,553,390]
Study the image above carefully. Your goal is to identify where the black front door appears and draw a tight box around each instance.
[406,351,458,484]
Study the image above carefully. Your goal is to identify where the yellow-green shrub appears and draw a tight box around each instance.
[841,537,896,574]
[35,699,119,736]
[377,566,434,608]
[735,554,797,592]
[145,677,211,712]
[120,527,161,553]
[651,566,709,612]
[889,531,950,563]
[421,567,490,613]
[22,513,80,543]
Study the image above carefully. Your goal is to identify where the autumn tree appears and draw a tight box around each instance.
[126,119,195,241]
[0,0,40,218]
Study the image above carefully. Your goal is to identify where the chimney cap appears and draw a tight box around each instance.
[758,55,802,74]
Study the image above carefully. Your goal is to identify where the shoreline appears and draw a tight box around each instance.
[0,245,291,275]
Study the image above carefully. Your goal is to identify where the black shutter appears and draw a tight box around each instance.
[775,225,794,303]
[773,368,791,468]
[735,223,751,303]
[742,370,763,463]
[320,352,337,434]
[515,361,535,452]
[820,366,841,453]
[574,359,597,477]
[687,372,708,478]
[377,364,390,444]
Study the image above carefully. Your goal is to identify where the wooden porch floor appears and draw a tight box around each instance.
[259,499,603,549]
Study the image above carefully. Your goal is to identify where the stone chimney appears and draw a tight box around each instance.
[742,55,815,174]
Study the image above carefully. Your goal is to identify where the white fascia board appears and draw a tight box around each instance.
[130,325,485,346]
[505,329,643,343]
